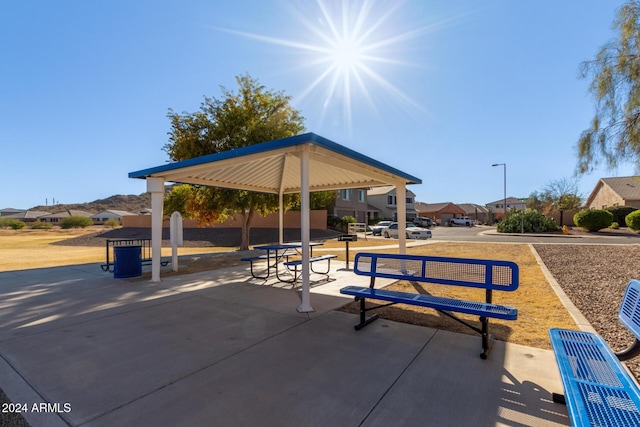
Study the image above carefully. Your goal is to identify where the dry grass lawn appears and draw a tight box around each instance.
[0,230,577,350]
[0,228,230,272]
[338,242,578,350]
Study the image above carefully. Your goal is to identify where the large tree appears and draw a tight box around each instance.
[163,74,305,250]
[578,1,640,173]
[539,178,583,227]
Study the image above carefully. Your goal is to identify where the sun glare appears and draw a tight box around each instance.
[214,1,458,131]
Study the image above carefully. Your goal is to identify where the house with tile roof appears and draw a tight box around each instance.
[327,188,374,223]
[2,210,51,222]
[39,210,94,223]
[414,202,466,225]
[458,203,491,224]
[91,210,138,224]
[586,176,640,209]
[367,185,418,221]
[0,208,26,217]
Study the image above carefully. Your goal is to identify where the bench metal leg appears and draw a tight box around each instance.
[310,258,332,275]
[480,316,493,360]
[355,298,379,330]
[615,338,640,361]
[248,260,270,280]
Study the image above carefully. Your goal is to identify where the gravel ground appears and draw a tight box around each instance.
[533,244,640,380]
[0,389,30,427]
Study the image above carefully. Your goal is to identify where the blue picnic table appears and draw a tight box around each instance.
[242,242,323,281]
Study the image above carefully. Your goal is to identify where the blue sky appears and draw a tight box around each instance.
[1,0,635,210]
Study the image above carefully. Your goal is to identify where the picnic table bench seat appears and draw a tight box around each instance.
[281,254,338,283]
[549,279,640,427]
[240,253,289,280]
[339,252,519,359]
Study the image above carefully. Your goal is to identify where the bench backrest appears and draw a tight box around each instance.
[353,252,519,291]
[619,279,640,340]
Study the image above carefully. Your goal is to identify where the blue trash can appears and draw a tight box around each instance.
[113,245,142,278]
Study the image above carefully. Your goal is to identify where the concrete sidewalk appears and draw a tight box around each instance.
[0,261,570,426]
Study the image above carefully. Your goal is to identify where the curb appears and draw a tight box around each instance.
[527,243,596,334]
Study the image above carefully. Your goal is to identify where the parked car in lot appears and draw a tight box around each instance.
[383,222,432,239]
[413,217,435,228]
[371,220,393,236]
[449,216,474,226]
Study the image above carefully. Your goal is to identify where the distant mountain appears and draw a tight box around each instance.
[30,193,152,214]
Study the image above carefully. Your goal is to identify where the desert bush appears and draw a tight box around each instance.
[0,218,26,229]
[626,210,640,231]
[606,206,637,225]
[30,220,53,229]
[103,218,120,228]
[60,216,93,229]
[573,209,613,232]
[497,210,558,233]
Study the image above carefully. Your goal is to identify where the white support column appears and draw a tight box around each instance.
[395,183,407,255]
[147,177,165,282]
[278,192,284,245]
[298,148,314,312]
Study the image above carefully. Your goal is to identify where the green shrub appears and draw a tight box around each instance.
[327,215,341,230]
[610,222,620,229]
[30,220,53,229]
[104,218,120,228]
[60,216,93,229]
[496,210,559,233]
[341,215,356,224]
[573,209,613,232]
[340,215,356,232]
[606,206,637,225]
[626,210,640,231]
[0,218,26,229]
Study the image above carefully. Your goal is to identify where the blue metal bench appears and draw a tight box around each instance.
[282,254,337,283]
[549,279,640,427]
[339,252,519,359]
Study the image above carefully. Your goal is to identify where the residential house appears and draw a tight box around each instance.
[0,208,25,217]
[328,188,372,223]
[415,202,466,225]
[3,210,51,222]
[585,176,640,209]
[39,210,94,223]
[485,197,526,220]
[91,210,137,224]
[458,203,490,224]
[367,185,418,221]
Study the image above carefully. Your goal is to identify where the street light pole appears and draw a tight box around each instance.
[492,163,506,221]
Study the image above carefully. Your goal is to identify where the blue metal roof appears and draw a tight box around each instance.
[129,132,421,193]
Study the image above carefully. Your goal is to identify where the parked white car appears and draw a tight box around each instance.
[371,220,393,236]
[383,222,432,239]
[449,216,474,226]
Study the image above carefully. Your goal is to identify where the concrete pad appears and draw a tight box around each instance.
[362,329,569,427]
[2,289,305,426]
[1,260,571,427]
[85,311,438,427]
[0,269,185,342]
[154,262,376,318]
